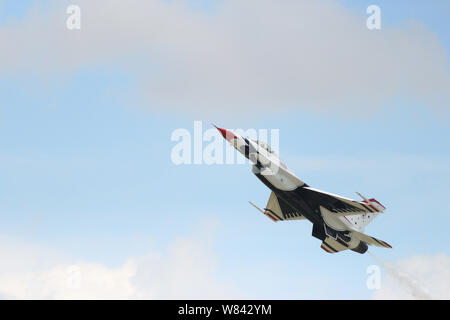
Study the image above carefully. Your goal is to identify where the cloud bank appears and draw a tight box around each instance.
[0,234,239,299]
[1,0,449,114]
[0,232,448,299]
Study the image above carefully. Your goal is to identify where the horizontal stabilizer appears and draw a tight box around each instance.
[352,230,392,249]
[321,237,348,253]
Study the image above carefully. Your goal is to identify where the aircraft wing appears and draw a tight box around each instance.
[299,187,382,217]
[249,191,306,222]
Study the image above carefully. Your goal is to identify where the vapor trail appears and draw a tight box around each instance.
[368,251,434,299]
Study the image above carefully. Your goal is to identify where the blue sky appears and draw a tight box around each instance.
[0,0,449,299]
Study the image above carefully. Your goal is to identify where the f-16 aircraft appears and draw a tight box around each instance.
[215,125,392,254]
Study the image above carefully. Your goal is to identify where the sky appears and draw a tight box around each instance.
[0,0,449,299]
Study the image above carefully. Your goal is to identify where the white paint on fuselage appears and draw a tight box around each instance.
[246,140,303,191]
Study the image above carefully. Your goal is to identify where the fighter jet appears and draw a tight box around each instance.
[215,125,391,254]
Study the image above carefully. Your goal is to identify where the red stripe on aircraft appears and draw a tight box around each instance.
[362,201,380,212]
[380,240,392,248]
[264,211,278,222]
[321,244,332,253]
[343,216,352,224]
[369,198,386,210]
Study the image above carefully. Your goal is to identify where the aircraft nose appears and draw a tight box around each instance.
[213,125,236,141]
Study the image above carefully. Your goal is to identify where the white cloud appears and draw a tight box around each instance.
[0,262,135,299]
[1,235,449,299]
[373,253,450,299]
[1,0,449,114]
[0,232,240,299]
[131,237,237,299]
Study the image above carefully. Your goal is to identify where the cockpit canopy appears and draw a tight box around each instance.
[251,139,275,154]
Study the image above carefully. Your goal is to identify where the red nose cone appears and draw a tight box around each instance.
[213,125,236,141]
